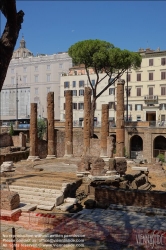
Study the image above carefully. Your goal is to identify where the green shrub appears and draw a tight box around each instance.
[37,118,46,140]
[9,123,14,136]
[157,153,165,162]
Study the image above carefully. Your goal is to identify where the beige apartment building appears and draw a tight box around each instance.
[60,65,116,126]
[60,48,166,127]
[0,37,72,123]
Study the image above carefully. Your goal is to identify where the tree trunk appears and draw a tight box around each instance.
[90,98,96,138]
[0,0,24,91]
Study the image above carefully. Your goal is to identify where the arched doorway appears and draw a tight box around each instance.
[130,135,143,159]
[153,136,166,159]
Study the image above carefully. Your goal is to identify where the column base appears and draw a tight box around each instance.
[27,156,40,161]
[64,154,74,158]
[100,156,110,162]
[46,155,56,159]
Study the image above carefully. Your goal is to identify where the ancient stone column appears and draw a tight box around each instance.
[100,104,109,157]
[83,87,91,155]
[116,79,125,157]
[64,90,73,157]
[46,92,56,159]
[27,103,40,161]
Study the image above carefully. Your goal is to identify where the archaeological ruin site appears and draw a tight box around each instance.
[0,79,166,250]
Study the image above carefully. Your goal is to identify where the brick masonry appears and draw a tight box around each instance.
[65,90,73,156]
[47,92,55,156]
[83,87,91,155]
[95,186,166,209]
[100,104,109,157]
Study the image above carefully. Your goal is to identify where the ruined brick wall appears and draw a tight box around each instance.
[0,151,29,165]
[12,133,26,147]
[90,138,101,157]
[95,187,166,209]
[0,133,13,147]
[38,140,48,159]
[55,130,101,157]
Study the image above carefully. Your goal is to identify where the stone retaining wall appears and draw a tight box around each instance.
[0,133,13,147]
[95,186,166,209]
[0,151,29,165]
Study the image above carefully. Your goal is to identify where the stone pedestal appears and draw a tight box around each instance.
[116,79,125,157]
[46,92,56,159]
[83,87,91,155]
[64,90,73,157]
[27,103,40,161]
[100,104,109,157]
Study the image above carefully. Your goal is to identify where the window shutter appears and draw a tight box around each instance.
[135,104,137,111]
[64,103,65,110]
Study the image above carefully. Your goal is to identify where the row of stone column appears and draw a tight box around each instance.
[28,79,125,160]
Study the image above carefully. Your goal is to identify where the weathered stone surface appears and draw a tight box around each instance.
[100,104,109,157]
[0,190,20,210]
[1,161,14,171]
[115,157,127,175]
[108,158,116,171]
[64,90,73,156]
[83,87,91,155]
[90,157,106,176]
[116,79,125,157]
[47,92,55,157]
[107,136,115,158]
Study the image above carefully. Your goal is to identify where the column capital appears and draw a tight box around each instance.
[117,79,125,85]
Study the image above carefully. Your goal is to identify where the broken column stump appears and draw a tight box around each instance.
[83,87,91,155]
[46,92,56,159]
[100,104,109,157]
[64,90,73,157]
[115,157,127,176]
[116,79,125,157]
[0,190,20,210]
[27,103,40,161]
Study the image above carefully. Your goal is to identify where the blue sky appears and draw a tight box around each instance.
[1,1,166,55]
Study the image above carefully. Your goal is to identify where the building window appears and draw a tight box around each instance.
[149,87,153,95]
[149,72,153,81]
[161,86,166,95]
[109,102,115,110]
[11,77,15,84]
[125,104,132,111]
[11,68,14,74]
[47,65,50,70]
[23,51,26,57]
[136,87,141,96]
[79,80,84,87]
[161,72,166,80]
[127,74,131,82]
[64,81,70,88]
[23,67,27,72]
[64,103,65,110]
[73,103,77,110]
[161,115,165,121]
[72,81,76,87]
[137,115,141,121]
[72,90,77,96]
[47,74,50,82]
[135,104,143,111]
[149,59,153,66]
[35,66,38,71]
[35,75,38,82]
[23,76,27,84]
[47,87,50,93]
[74,70,77,75]
[161,58,166,65]
[35,88,38,95]
[109,88,115,95]
[59,64,63,69]
[91,80,95,87]
[137,73,141,81]
[78,103,84,110]
[79,89,84,96]
[160,104,166,110]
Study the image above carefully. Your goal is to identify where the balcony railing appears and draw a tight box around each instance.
[144,95,158,102]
